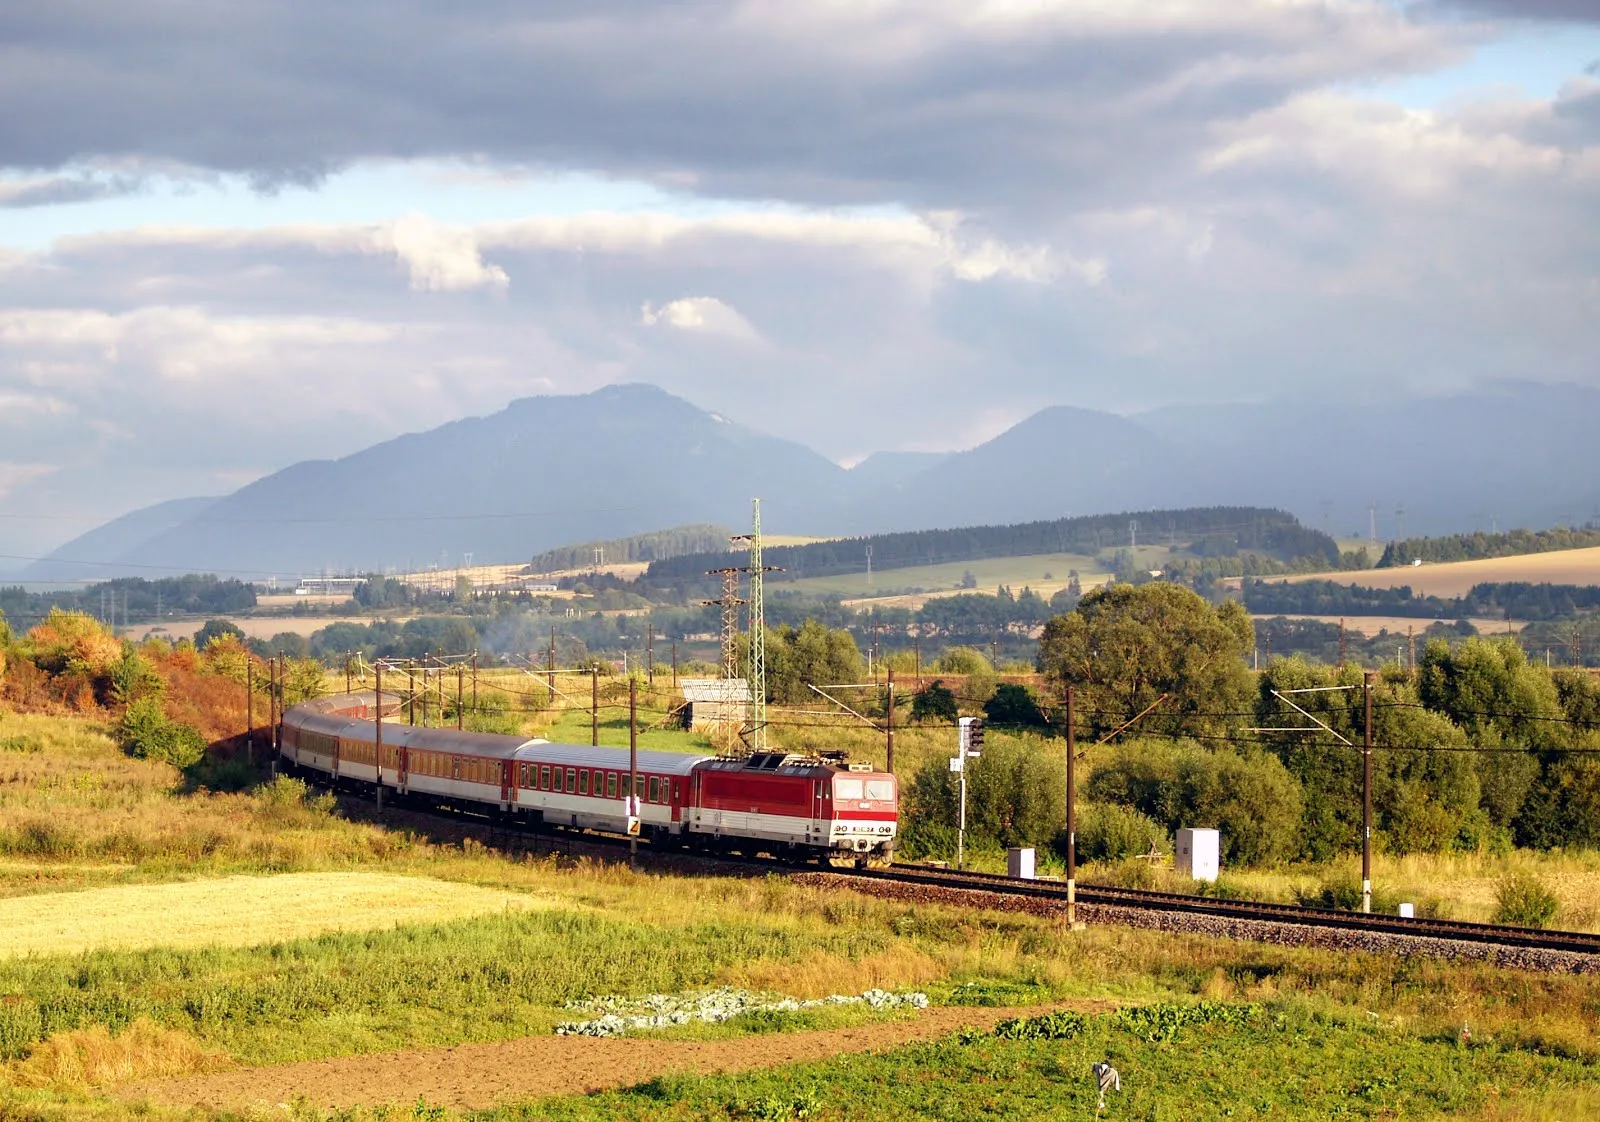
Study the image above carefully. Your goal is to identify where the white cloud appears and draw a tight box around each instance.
[639,296,761,341]
[379,213,508,292]
[0,462,57,498]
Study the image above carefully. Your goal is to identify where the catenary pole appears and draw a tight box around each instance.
[592,666,600,747]
[629,677,639,864]
[246,660,254,765]
[1363,671,1374,915]
[1066,684,1077,928]
[375,661,385,813]
[885,667,895,774]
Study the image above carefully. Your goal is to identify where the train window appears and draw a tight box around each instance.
[579,770,590,796]
[648,776,660,803]
[566,768,576,792]
[835,778,864,801]
[518,763,527,787]
[540,765,551,789]
[866,779,894,801]
[606,772,618,798]
[554,767,565,793]
[671,780,680,802]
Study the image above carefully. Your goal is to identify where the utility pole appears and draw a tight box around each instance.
[375,661,385,814]
[269,657,280,760]
[1408,626,1416,676]
[548,626,557,696]
[671,640,678,689]
[1065,685,1078,929]
[420,657,430,728]
[246,660,254,765]
[885,667,895,774]
[456,665,464,730]
[647,624,655,686]
[592,667,600,747]
[345,654,352,694]
[1362,671,1374,915]
[629,678,639,864]
[471,650,478,715]
[1338,619,1347,665]
[407,662,416,726]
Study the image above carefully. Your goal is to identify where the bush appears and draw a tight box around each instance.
[1056,802,1169,863]
[117,697,207,769]
[901,734,1062,857]
[1087,740,1304,865]
[1493,872,1560,929]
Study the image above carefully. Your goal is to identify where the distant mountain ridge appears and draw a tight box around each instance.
[21,380,1600,580]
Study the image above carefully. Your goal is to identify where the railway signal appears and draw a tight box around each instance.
[954,717,984,869]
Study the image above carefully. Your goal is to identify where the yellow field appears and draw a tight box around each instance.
[1269,614,1525,637]
[1274,546,1600,598]
[0,872,542,958]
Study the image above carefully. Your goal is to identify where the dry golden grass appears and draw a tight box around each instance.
[1472,1086,1600,1121]
[0,872,544,958]
[4,1018,229,1091]
[1271,613,1525,636]
[1276,545,1600,597]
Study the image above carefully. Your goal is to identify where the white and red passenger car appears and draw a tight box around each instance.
[279,693,897,861]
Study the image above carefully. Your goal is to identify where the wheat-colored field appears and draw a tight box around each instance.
[0,872,542,958]
[1269,613,1524,636]
[784,552,1112,601]
[1273,546,1600,598]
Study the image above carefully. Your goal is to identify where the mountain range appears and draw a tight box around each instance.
[19,381,1600,580]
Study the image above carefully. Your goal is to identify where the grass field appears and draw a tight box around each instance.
[1274,545,1600,598]
[2,710,1600,1117]
[1269,613,1524,636]
[776,551,1113,601]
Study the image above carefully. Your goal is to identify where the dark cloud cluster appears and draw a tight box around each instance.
[0,2,1461,214]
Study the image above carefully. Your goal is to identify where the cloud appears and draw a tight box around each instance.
[380,213,508,292]
[639,296,759,340]
[0,462,57,498]
[0,1,1463,216]
[0,174,133,208]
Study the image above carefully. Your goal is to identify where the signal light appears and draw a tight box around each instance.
[970,718,984,751]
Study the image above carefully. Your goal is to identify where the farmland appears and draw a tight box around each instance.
[780,550,1114,600]
[1273,545,1600,598]
[0,701,1595,1116]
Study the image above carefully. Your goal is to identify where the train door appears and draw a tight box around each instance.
[500,760,512,810]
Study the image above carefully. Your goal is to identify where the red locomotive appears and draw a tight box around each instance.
[279,692,898,863]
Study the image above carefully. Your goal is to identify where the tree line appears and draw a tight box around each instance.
[1379,526,1600,568]
[1243,578,1600,623]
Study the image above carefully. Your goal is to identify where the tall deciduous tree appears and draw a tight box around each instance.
[1037,583,1253,739]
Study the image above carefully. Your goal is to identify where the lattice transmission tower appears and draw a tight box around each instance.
[703,566,746,680]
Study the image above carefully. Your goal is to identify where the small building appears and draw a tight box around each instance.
[1176,828,1220,882]
[679,678,752,732]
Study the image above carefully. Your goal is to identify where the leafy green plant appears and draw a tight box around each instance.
[1113,1001,1261,1042]
[992,1010,1086,1040]
[1494,872,1560,928]
[116,696,206,768]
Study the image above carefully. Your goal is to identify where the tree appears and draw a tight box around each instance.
[194,619,246,651]
[1037,583,1254,739]
[765,620,863,704]
[911,680,959,724]
[984,683,1047,728]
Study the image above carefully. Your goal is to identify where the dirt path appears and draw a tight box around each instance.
[122,1002,1112,1111]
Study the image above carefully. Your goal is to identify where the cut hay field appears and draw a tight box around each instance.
[1268,613,1525,636]
[1274,545,1600,598]
[0,872,541,958]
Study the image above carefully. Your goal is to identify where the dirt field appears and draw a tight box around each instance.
[0,873,542,958]
[1273,546,1600,598]
[124,1001,1114,1111]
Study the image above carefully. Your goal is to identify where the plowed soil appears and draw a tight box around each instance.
[122,1002,1113,1111]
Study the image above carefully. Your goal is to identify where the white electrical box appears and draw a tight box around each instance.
[1398,902,1414,918]
[1176,828,1219,882]
[1007,847,1035,880]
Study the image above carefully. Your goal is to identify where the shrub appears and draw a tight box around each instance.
[1493,872,1560,929]
[1056,802,1169,863]
[116,697,207,769]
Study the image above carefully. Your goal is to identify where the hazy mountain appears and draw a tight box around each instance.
[36,380,1600,579]
[843,451,951,493]
[853,406,1194,532]
[97,385,852,578]
[20,496,220,581]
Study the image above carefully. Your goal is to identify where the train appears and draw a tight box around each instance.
[277,692,899,863]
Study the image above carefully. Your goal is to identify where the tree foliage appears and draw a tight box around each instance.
[116,696,206,768]
[1086,739,1304,865]
[984,683,1048,728]
[911,680,959,725]
[1038,583,1253,740]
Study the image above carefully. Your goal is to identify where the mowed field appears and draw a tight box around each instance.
[781,551,1114,601]
[0,872,540,958]
[1274,545,1600,597]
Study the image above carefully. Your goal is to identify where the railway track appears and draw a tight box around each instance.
[848,863,1600,956]
[313,777,1600,960]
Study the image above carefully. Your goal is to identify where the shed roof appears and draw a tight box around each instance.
[680,678,751,704]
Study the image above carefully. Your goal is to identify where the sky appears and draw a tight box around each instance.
[1,1,1598,564]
